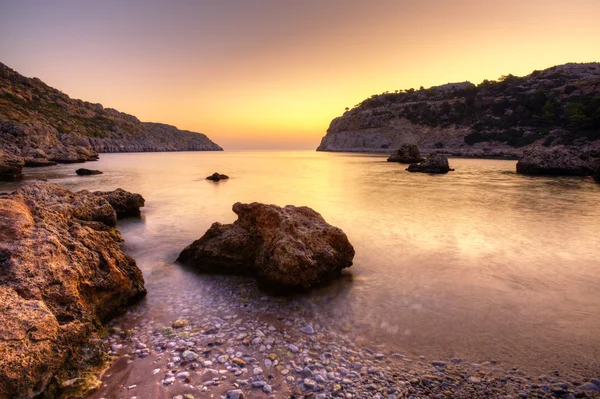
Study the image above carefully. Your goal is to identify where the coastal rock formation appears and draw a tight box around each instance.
[206,172,229,181]
[76,168,103,176]
[594,162,600,183]
[0,62,222,181]
[0,183,146,398]
[317,63,600,154]
[177,202,355,291]
[406,154,454,174]
[94,188,145,218]
[387,143,423,163]
[516,146,596,176]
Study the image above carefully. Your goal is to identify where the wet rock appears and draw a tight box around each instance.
[581,382,600,391]
[516,146,595,176]
[172,319,189,328]
[76,168,103,176]
[206,172,229,181]
[0,183,146,398]
[387,144,423,163]
[93,188,145,218]
[0,153,24,181]
[177,202,355,291]
[227,389,244,399]
[406,154,454,174]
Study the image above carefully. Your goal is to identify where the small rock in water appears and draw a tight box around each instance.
[176,371,190,379]
[289,344,299,353]
[182,350,198,361]
[172,319,189,328]
[581,382,600,391]
[263,384,272,394]
[300,324,315,334]
[206,172,229,182]
[431,360,447,368]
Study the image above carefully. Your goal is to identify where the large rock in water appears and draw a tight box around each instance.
[406,153,454,174]
[387,143,423,163]
[177,202,355,291]
[516,146,595,176]
[0,183,146,398]
[94,188,145,218]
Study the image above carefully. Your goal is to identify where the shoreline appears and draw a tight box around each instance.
[89,273,600,399]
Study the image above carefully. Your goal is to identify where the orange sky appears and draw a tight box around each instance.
[1,0,599,149]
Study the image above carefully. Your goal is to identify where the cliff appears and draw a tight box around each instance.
[0,62,222,179]
[317,63,600,154]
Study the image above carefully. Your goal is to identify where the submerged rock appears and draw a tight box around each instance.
[93,188,145,218]
[406,154,454,174]
[76,168,103,176]
[0,183,146,398]
[177,202,355,291]
[206,172,229,181]
[387,144,423,163]
[516,146,595,176]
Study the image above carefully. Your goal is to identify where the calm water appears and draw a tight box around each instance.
[3,151,600,374]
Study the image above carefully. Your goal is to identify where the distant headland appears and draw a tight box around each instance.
[0,62,222,180]
[317,62,600,157]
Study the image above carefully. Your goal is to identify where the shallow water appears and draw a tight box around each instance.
[4,150,600,375]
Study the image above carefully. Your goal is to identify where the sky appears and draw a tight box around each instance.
[0,0,599,150]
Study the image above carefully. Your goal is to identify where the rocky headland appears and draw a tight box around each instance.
[317,63,600,157]
[0,62,222,180]
[0,182,146,398]
[177,202,355,291]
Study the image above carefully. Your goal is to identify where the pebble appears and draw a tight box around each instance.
[227,389,244,399]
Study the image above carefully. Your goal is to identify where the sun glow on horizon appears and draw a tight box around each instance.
[1,0,599,149]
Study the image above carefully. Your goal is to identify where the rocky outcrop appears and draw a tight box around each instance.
[387,143,423,163]
[594,162,600,183]
[177,202,355,291]
[406,154,454,174]
[0,183,146,398]
[94,188,145,218]
[206,172,229,181]
[516,146,597,176]
[0,62,222,180]
[318,63,600,154]
[76,168,103,176]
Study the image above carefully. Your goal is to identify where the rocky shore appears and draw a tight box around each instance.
[0,183,146,398]
[89,275,600,399]
[0,62,223,181]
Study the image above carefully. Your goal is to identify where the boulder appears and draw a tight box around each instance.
[0,153,24,181]
[0,183,146,398]
[206,172,229,181]
[177,202,355,291]
[516,146,595,176]
[76,168,103,176]
[406,154,454,174]
[93,188,145,218]
[387,144,423,163]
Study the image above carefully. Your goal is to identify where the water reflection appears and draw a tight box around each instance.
[3,151,599,373]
